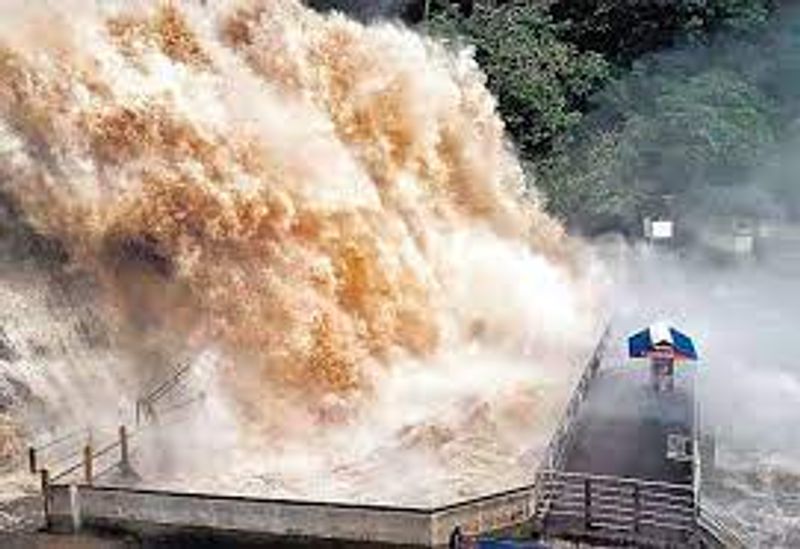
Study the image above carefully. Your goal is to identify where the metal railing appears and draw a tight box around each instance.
[537,325,609,472]
[34,358,207,489]
[27,424,125,479]
[27,427,90,474]
[37,426,132,485]
[697,501,751,549]
[135,361,195,425]
[533,470,697,546]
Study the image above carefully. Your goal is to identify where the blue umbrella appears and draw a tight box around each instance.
[628,322,698,361]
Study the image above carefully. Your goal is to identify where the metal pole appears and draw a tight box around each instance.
[119,425,129,468]
[28,447,37,474]
[584,478,592,530]
[423,0,431,21]
[40,468,50,530]
[83,444,93,485]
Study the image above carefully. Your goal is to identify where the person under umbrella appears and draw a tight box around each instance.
[628,322,698,392]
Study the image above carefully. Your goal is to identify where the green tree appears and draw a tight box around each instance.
[619,68,776,192]
[424,0,784,236]
[428,3,610,158]
[535,132,644,236]
[535,60,779,235]
[549,0,772,66]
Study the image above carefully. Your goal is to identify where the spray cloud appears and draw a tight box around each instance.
[0,0,603,503]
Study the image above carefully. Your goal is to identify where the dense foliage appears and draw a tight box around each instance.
[427,0,798,236]
[429,5,609,158]
[539,60,780,234]
[550,0,772,65]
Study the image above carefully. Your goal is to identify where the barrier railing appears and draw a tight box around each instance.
[40,426,132,485]
[27,427,90,474]
[698,501,751,549]
[135,361,195,425]
[533,469,697,546]
[537,325,609,472]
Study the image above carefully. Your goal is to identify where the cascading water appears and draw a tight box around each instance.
[0,0,605,505]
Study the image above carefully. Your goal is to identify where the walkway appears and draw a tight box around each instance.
[563,363,694,485]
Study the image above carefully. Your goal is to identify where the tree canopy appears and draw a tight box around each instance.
[425,0,797,236]
[429,4,609,158]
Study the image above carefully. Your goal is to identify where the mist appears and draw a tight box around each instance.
[543,2,800,240]
[0,0,605,507]
[595,242,799,547]
[537,6,800,544]
[0,0,797,543]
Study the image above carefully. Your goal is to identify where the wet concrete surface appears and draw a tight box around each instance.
[564,364,694,485]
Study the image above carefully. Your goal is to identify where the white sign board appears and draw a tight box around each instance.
[651,220,674,240]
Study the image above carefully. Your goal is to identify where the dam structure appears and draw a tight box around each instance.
[28,326,748,547]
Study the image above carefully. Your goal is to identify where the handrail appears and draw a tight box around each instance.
[50,460,85,483]
[536,469,695,493]
[537,324,610,473]
[433,326,611,515]
[46,429,125,484]
[698,501,752,549]
[32,427,90,452]
[135,360,206,426]
[139,361,192,407]
[533,469,697,544]
[92,439,122,461]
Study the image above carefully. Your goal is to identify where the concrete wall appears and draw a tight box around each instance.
[431,486,534,545]
[48,485,432,546]
[48,483,541,547]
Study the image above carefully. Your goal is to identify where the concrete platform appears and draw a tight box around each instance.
[45,483,537,547]
[564,364,694,485]
[38,331,610,547]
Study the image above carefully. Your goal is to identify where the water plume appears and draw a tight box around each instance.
[0,0,602,502]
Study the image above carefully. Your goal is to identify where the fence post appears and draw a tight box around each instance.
[28,447,37,474]
[584,477,592,530]
[119,425,129,468]
[83,444,93,485]
[69,483,82,532]
[40,468,50,530]
[634,484,641,534]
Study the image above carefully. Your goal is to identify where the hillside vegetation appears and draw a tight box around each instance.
[425,0,800,237]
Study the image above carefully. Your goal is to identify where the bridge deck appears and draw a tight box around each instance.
[563,364,694,485]
[532,363,698,547]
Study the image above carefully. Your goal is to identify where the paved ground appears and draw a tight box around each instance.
[563,363,694,485]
